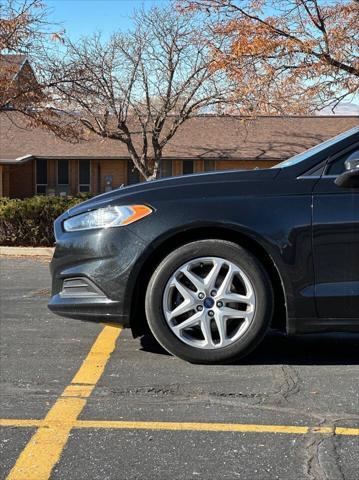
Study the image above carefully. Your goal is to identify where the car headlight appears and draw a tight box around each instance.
[63,205,152,232]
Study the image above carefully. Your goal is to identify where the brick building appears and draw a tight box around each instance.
[0,112,358,198]
[0,56,358,198]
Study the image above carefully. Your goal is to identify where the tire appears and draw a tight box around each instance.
[145,240,274,364]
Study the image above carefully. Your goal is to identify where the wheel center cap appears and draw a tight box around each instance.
[203,297,214,309]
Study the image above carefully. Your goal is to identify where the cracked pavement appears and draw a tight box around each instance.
[1,257,358,480]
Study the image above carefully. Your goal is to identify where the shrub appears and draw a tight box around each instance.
[0,195,91,247]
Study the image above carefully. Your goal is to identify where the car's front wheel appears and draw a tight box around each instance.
[145,240,274,364]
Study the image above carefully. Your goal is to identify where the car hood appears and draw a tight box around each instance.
[68,168,280,217]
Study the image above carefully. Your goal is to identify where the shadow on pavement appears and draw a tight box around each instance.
[139,330,359,366]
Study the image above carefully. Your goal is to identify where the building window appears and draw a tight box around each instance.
[204,160,215,172]
[79,159,91,192]
[57,159,69,185]
[127,161,140,185]
[160,159,173,178]
[183,160,194,175]
[36,158,47,194]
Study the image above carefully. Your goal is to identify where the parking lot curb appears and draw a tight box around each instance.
[0,246,54,257]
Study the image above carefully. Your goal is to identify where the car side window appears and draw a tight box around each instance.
[325,148,359,176]
[305,163,326,176]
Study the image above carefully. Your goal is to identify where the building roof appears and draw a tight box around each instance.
[0,54,27,65]
[0,55,28,80]
[0,111,358,164]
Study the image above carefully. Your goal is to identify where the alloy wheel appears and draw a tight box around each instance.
[162,257,256,349]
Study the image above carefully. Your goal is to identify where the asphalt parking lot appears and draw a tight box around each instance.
[0,257,358,480]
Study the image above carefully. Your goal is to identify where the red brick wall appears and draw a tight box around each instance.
[1,166,10,197]
[9,160,35,199]
[171,159,278,176]
[4,158,280,199]
[98,160,127,192]
[215,160,277,170]
[69,159,79,195]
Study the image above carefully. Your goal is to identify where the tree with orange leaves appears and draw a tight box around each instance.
[0,0,61,53]
[0,0,62,110]
[182,0,359,114]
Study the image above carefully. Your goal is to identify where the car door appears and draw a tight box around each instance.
[312,145,359,319]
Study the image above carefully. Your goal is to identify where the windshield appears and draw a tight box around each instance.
[273,127,359,168]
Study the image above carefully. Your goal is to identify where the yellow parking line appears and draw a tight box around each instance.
[2,418,358,437]
[62,384,95,398]
[6,324,122,480]
[74,421,359,436]
[75,420,310,434]
[71,325,121,385]
[335,427,359,436]
[0,419,42,428]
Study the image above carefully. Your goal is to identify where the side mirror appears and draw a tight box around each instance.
[335,168,359,188]
[345,158,359,171]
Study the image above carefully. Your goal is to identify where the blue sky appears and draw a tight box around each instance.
[47,0,171,39]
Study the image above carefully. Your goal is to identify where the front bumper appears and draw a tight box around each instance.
[48,218,148,326]
[48,294,124,322]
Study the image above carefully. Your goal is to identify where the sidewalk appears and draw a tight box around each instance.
[0,246,54,257]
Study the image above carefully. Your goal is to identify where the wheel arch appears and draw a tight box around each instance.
[128,226,288,337]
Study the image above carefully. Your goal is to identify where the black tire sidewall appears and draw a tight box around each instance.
[145,240,273,364]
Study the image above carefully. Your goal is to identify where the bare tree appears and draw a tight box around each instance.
[42,7,235,180]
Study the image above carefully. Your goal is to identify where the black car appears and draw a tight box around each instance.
[49,127,359,364]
